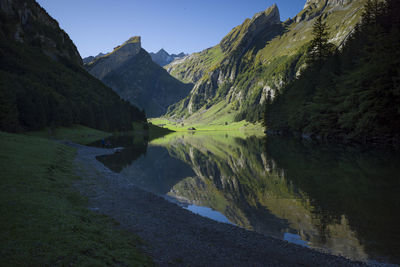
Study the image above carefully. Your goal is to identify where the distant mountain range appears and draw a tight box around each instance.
[149,49,186,67]
[83,53,106,64]
[84,37,192,117]
[84,49,186,67]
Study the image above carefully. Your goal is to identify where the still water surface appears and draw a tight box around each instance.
[93,132,400,265]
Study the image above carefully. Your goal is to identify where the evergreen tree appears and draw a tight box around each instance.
[362,0,384,25]
[262,90,272,128]
[308,16,335,67]
[0,81,19,132]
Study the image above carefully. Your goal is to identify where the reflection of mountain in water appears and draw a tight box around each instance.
[97,132,399,264]
[152,133,399,264]
[120,146,195,195]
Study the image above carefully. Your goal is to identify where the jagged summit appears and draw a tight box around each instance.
[150,49,186,66]
[123,36,141,45]
[220,3,281,54]
[111,36,142,54]
[157,48,169,56]
[86,36,142,79]
[252,3,280,23]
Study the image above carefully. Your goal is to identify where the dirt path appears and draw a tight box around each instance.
[70,142,363,266]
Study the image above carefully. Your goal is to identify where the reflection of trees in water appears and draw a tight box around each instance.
[264,137,400,264]
[163,134,398,263]
[94,135,149,173]
[96,144,148,173]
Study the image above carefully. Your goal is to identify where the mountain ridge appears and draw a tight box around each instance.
[85,36,142,79]
[85,37,193,117]
[164,1,367,124]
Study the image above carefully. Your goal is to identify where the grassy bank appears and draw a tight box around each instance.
[26,125,111,145]
[0,131,152,266]
[150,117,263,132]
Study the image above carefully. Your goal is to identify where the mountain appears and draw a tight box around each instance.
[85,37,193,117]
[165,1,367,124]
[0,0,145,132]
[149,49,186,67]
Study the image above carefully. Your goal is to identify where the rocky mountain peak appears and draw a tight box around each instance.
[220,4,281,54]
[85,36,142,79]
[304,0,353,9]
[123,36,141,45]
[252,3,280,24]
[150,48,186,67]
[157,48,168,55]
[112,36,141,53]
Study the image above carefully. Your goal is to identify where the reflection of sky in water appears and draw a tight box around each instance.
[284,233,309,247]
[186,205,309,248]
[185,205,232,225]
[186,205,309,249]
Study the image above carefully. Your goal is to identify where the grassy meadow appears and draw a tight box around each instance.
[0,131,153,266]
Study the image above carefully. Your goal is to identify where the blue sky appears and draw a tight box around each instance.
[36,0,306,58]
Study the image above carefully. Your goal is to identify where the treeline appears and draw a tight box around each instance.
[0,37,146,133]
[264,0,400,145]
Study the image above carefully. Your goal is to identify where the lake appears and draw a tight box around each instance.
[93,131,400,265]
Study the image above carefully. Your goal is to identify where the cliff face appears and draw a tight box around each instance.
[85,37,192,117]
[165,1,367,123]
[0,0,82,65]
[220,4,280,54]
[86,37,142,79]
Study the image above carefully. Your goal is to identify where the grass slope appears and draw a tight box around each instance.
[27,125,111,145]
[0,131,152,266]
[150,116,263,132]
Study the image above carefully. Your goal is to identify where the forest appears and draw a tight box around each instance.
[264,0,400,145]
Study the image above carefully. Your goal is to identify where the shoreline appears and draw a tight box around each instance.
[71,141,364,266]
